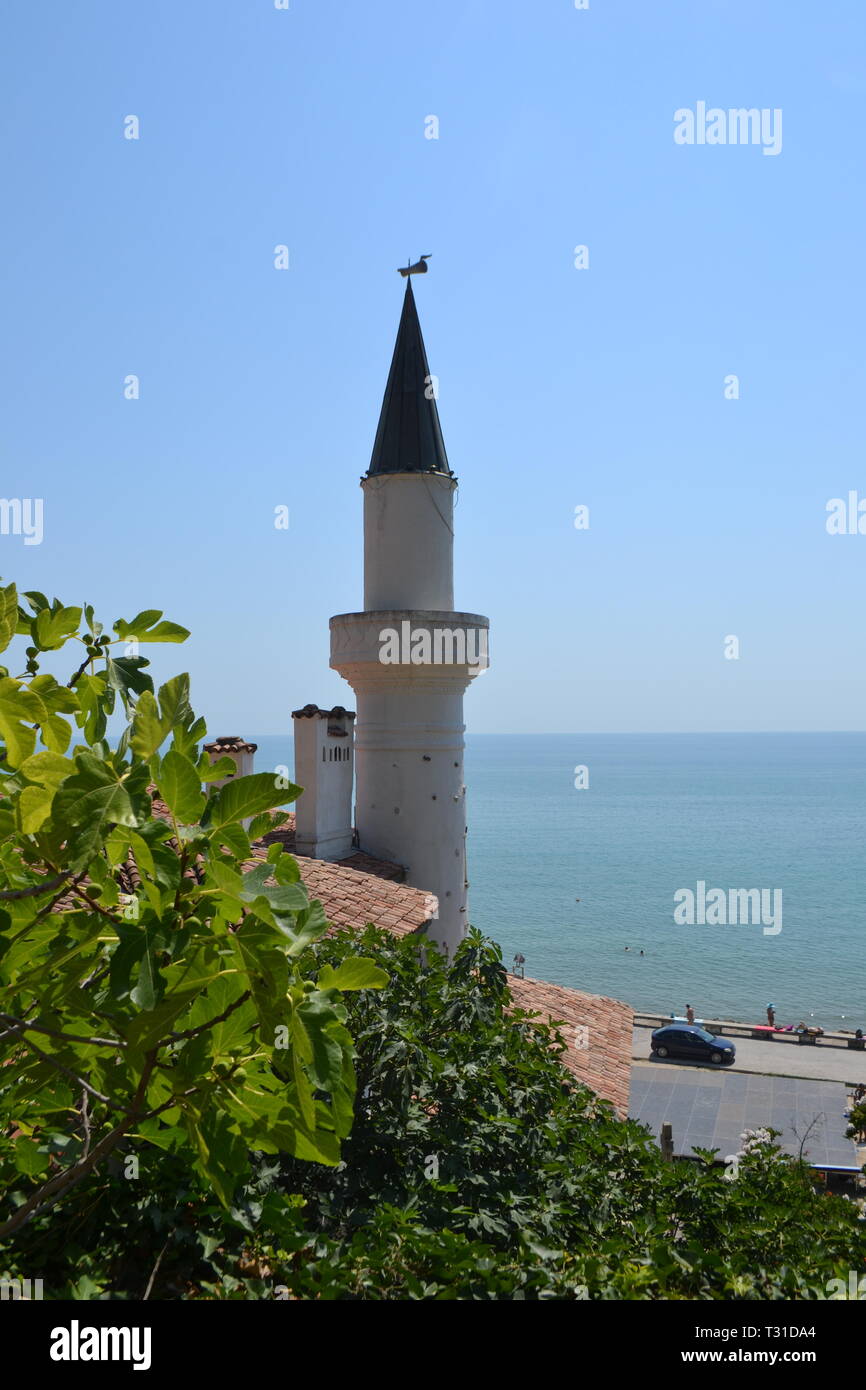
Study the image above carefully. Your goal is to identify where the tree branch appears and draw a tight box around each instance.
[167,990,251,1044]
[0,872,71,901]
[0,1012,125,1050]
[143,1236,171,1300]
[142,1086,201,1121]
[68,882,125,926]
[0,1050,158,1239]
[6,1029,125,1113]
[66,654,92,689]
[80,1088,92,1160]
[0,877,82,956]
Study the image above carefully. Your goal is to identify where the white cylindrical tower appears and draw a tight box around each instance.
[362,472,455,611]
[330,275,488,959]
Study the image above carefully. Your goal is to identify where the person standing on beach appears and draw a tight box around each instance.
[766,1004,776,1027]
[686,1004,695,1024]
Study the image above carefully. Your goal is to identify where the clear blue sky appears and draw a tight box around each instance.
[2,0,863,733]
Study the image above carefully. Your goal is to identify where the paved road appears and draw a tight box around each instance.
[632,1023,866,1086]
[629,1061,859,1167]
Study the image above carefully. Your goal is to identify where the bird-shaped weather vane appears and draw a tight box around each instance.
[398,254,431,277]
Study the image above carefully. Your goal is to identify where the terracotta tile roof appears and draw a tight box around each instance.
[249,826,434,939]
[298,861,432,937]
[203,736,257,754]
[259,815,408,884]
[507,976,633,1117]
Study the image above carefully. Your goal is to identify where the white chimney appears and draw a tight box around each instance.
[203,735,257,786]
[202,736,258,830]
[292,705,355,860]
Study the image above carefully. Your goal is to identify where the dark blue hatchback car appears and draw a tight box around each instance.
[650,1024,735,1066]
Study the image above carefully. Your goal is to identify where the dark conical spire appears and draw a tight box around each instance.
[366,278,452,477]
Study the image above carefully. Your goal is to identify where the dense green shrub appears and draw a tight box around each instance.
[6,924,865,1299]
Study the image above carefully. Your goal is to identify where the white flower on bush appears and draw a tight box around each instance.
[730,1127,775,1165]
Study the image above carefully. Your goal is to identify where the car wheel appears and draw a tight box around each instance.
[656,1045,669,1058]
[710,1050,723,1064]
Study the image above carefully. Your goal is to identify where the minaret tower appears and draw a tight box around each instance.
[330,269,489,958]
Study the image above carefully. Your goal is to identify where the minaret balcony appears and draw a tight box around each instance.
[330,610,489,692]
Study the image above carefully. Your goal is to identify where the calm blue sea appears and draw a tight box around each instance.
[249,733,866,1029]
